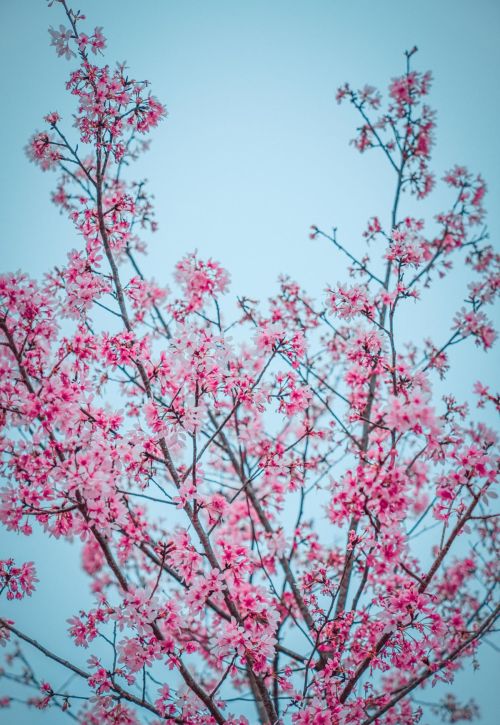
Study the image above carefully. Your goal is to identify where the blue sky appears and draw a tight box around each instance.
[0,0,499,722]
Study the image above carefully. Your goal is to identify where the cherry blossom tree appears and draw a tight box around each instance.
[0,2,498,723]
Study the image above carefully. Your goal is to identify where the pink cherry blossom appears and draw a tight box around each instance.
[0,5,498,725]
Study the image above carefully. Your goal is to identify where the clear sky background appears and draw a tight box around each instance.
[0,0,499,723]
